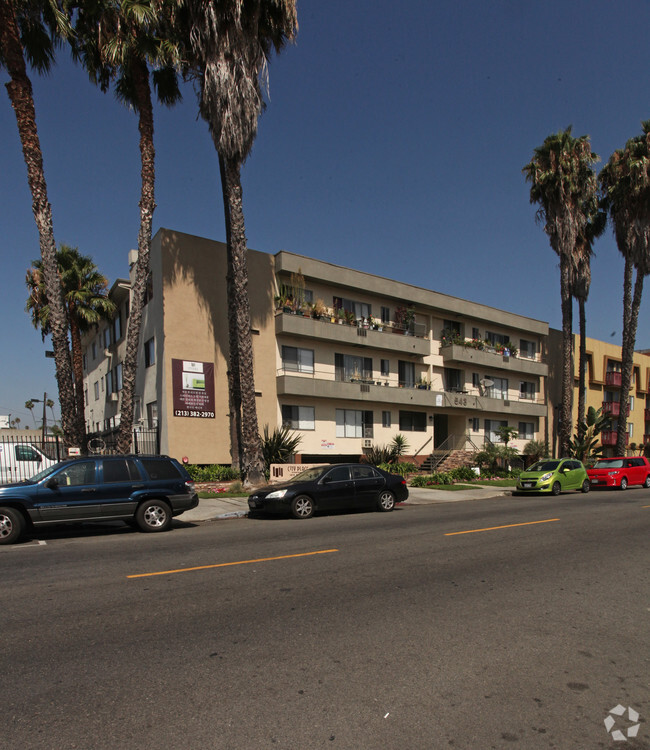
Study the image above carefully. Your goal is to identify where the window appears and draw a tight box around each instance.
[336,409,373,438]
[380,306,390,324]
[115,363,123,391]
[144,337,156,368]
[281,405,315,430]
[485,419,508,443]
[398,361,416,388]
[83,353,87,372]
[520,381,536,400]
[140,458,183,481]
[351,465,381,480]
[443,320,462,335]
[103,328,111,349]
[146,401,158,428]
[399,411,426,432]
[324,466,351,482]
[103,458,141,483]
[93,381,99,400]
[56,461,96,487]
[628,422,634,438]
[282,346,314,373]
[382,410,391,428]
[471,418,480,432]
[518,421,535,440]
[106,370,113,394]
[519,339,536,359]
[444,368,462,392]
[112,314,122,343]
[15,445,42,462]
[381,359,390,377]
[472,327,480,340]
[335,354,372,381]
[486,331,510,347]
[472,372,480,388]
[485,375,508,400]
[91,342,97,360]
[630,396,635,411]
[333,296,371,320]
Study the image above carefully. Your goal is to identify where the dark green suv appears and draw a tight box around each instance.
[0,455,198,545]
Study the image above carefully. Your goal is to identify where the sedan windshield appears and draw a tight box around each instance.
[594,459,624,469]
[528,460,560,472]
[288,467,327,483]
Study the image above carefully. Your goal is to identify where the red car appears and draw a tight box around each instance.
[587,456,650,490]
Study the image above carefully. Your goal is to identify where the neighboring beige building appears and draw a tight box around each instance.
[547,330,650,455]
[82,228,550,465]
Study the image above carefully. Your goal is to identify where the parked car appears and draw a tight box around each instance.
[586,456,650,490]
[248,463,409,519]
[516,458,590,495]
[0,442,57,485]
[0,454,198,545]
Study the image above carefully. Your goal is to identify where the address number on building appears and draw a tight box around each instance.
[174,409,215,418]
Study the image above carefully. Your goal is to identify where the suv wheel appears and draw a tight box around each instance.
[0,507,24,545]
[136,499,172,532]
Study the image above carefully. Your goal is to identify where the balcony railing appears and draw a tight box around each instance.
[601,430,628,446]
[602,401,629,416]
[605,371,622,387]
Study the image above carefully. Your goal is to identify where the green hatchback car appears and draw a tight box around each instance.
[516,458,590,495]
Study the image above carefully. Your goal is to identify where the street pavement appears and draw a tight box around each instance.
[181,484,509,522]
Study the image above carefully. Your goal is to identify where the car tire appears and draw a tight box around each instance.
[644,475,650,489]
[551,482,561,496]
[581,479,590,494]
[135,499,172,532]
[290,495,314,519]
[620,477,628,491]
[0,506,24,545]
[377,490,395,512]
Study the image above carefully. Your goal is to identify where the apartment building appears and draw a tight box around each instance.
[547,330,650,454]
[81,228,549,465]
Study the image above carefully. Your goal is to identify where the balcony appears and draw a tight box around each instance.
[275,312,430,356]
[605,371,622,387]
[602,401,629,417]
[601,430,628,446]
[276,373,546,416]
[440,343,547,376]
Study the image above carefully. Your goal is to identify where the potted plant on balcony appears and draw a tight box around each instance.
[312,298,326,320]
[343,309,356,326]
[417,375,430,390]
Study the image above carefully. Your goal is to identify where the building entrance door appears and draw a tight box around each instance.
[433,414,448,449]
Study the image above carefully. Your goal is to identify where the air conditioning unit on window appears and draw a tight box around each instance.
[104,348,112,357]
[109,392,118,402]
[363,439,372,448]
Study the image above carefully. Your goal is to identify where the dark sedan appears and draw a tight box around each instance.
[248,463,409,519]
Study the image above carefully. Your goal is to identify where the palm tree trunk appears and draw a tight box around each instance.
[221,156,264,485]
[219,154,242,471]
[117,58,155,455]
[68,315,88,448]
[0,2,81,448]
[617,267,644,454]
[559,252,574,456]
[577,296,587,440]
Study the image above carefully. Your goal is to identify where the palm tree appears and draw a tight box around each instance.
[26,244,116,443]
[600,121,650,454]
[570,210,606,438]
[523,127,600,456]
[70,0,182,453]
[25,400,36,427]
[179,0,297,485]
[0,0,81,446]
[46,397,57,426]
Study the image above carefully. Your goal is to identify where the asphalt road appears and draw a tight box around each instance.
[2,489,649,750]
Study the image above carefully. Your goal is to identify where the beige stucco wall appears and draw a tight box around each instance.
[155,229,277,464]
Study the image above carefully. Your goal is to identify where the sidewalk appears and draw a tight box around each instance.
[180,485,510,523]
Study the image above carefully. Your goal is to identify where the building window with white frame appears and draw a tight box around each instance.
[485,375,508,400]
[518,421,535,440]
[146,401,158,428]
[93,381,99,400]
[382,410,391,428]
[282,346,314,374]
[485,419,507,443]
[335,354,372,381]
[519,381,536,400]
[519,339,536,359]
[336,409,373,438]
[381,359,390,377]
[281,405,315,430]
[112,314,122,343]
[399,411,426,432]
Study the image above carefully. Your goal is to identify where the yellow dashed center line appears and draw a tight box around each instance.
[127,549,339,579]
[444,518,560,536]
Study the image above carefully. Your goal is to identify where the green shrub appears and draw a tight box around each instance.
[410,471,454,487]
[378,461,418,476]
[448,466,477,482]
[186,464,241,482]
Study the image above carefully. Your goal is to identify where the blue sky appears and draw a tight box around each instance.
[2,0,650,427]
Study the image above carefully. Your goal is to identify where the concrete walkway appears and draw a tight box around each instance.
[180,485,510,523]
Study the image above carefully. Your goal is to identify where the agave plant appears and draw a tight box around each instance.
[261,425,302,474]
